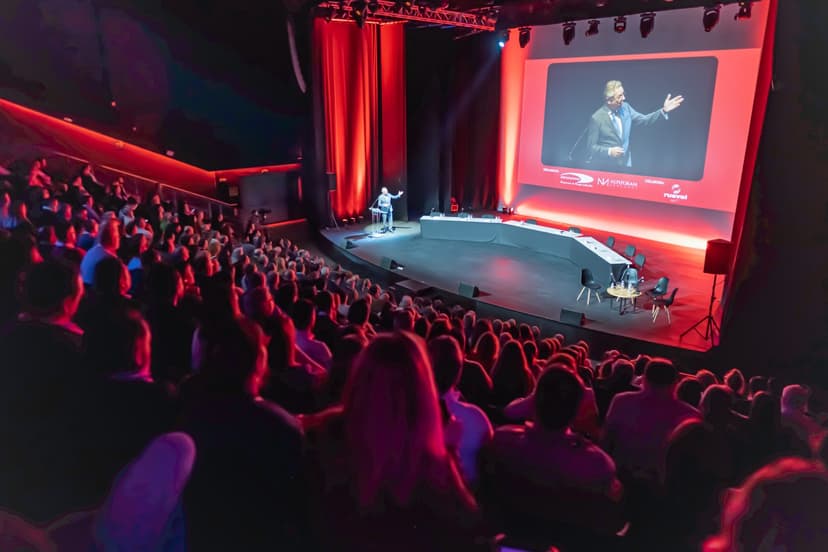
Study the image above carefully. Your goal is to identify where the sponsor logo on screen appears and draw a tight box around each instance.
[663,184,688,201]
[597,177,638,190]
[644,178,665,185]
[560,172,594,188]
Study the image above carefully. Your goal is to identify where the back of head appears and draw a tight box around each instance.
[612,359,635,385]
[695,369,718,390]
[347,298,370,326]
[199,316,266,394]
[94,256,128,296]
[146,262,181,306]
[700,384,734,422]
[644,357,678,389]
[749,391,779,430]
[676,377,703,408]
[292,298,315,331]
[343,332,448,506]
[534,365,584,431]
[393,308,415,332]
[99,219,120,250]
[724,368,745,396]
[426,318,451,342]
[84,308,149,375]
[748,375,768,397]
[781,384,810,414]
[474,331,499,361]
[22,259,82,318]
[706,458,828,552]
[427,335,463,395]
[314,290,333,313]
[492,339,532,404]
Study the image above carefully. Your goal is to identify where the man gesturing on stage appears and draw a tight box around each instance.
[585,80,684,171]
[377,186,403,233]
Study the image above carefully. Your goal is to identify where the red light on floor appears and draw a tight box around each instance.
[110,101,117,108]
[63,116,73,123]
[165,150,175,157]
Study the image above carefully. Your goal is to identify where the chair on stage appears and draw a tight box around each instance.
[577,268,602,305]
[568,227,582,234]
[624,244,636,258]
[652,288,678,324]
[633,253,646,277]
[606,236,616,249]
[646,277,669,302]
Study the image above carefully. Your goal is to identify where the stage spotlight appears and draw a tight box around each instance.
[562,22,576,45]
[614,16,627,34]
[585,19,600,37]
[703,5,721,32]
[352,0,367,27]
[639,12,655,38]
[497,29,510,49]
[735,1,752,20]
[518,27,531,48]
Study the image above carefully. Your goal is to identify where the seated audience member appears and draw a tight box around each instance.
[695,369,718,390]
[780,384,828,453]
[75,256,138,339]
[661,420,742,550]
[747,375,768,400]
[0,260,98,522]
[743,391,810,476]
[179,316,306,550]
[471,331,500,375]
[603,358,701,481]
[676,376,704,408]
[80,218,120,285]
[480,366,624,548]
[428,336,493,487]
[698,385,748,484]
[143,262,195,385]
[82,309,176,500]
[292,298,333,370]
[704,458,828,552]
[490,340,535,408]
[0,230,40,324]
[305,332,487,551]
[262,312,327,414]
[322,333,369,408]
[595,358,638,421]
[312,290,339,349]
[53,221,84,266]
[344,297,376,339]
[724,368,750,415]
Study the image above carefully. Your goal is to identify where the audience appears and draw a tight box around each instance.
[1,157,824,551]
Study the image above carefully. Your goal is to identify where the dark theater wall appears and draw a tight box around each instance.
[0,0,308,170]
[721,0,828,386]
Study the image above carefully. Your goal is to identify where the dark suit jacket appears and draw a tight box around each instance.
[585,102,666,170]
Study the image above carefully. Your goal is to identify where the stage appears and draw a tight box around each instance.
[319,216,721,355]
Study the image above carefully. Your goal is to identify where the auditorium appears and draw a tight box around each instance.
[1,0,827,550]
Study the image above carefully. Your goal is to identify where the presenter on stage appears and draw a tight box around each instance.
[585,80,684,170]
[377,186,404,233]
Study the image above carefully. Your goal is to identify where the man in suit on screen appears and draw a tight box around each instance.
[584,80,684,171]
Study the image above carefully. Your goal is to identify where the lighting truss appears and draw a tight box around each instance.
[317,0,497,31]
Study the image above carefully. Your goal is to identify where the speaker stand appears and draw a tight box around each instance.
[327,190,339,229]
[680,273,721,346]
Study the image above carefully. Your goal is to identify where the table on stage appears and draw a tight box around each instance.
[606,285,642,315]
[419,215,630,284]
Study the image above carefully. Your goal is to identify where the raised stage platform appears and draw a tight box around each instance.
[318,215,722,358]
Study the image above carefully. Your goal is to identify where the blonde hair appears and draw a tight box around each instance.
[343,332,469,508]
[604,80,623,101]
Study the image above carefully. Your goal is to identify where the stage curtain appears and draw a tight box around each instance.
[312,20,406,219]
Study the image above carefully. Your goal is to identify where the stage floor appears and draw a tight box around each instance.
[320,218,720,353]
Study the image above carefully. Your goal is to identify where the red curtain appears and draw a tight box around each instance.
[313,19,405,218]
